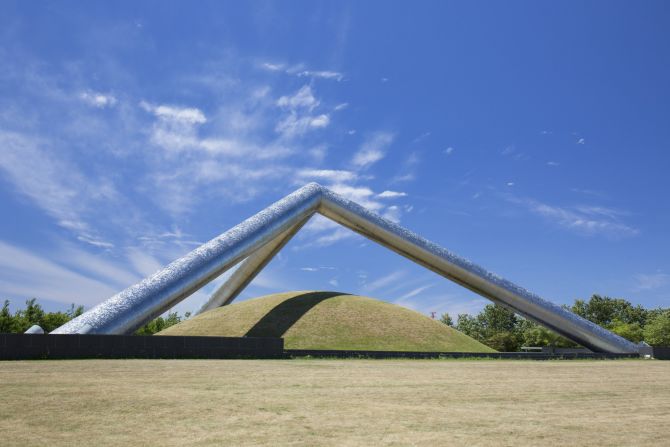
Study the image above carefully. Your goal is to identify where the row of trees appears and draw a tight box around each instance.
[0,299,84,333]
[440,295,670,351]
[0,299,189,335]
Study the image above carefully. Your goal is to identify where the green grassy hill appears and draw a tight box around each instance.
[159,291,495,352]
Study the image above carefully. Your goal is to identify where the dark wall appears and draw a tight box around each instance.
[286,349,639,360]
[0,334,284,360]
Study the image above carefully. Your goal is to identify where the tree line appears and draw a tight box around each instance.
[0,299,189,335]
[440,294,670,351]
[3,294,669,350]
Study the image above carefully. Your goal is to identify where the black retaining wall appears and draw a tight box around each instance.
[286,349,640,360]
[636,346,670,360]
[650,346,670,360]
[0,334,284,360]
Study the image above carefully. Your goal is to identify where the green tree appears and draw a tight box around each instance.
[609,318,644,343]
[439,313,453,327]
[13,298,46,332]
[643,311,670,346]
[518,319,576,348]
[486,331,522,352]
[571,295,647,327]
[135,311,190,335]
[0,300,16,333]
[455,313,483,342]
[456,305,524,351]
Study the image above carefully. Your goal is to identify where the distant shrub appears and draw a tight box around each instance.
[643,311,670,346]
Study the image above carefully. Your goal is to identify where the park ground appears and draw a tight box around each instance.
[0,359,668,446]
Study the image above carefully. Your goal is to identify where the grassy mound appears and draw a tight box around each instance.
[159,291,495,352]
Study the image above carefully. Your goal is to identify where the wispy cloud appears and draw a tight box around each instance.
[351,132,394,169]
[392,151,420,183]
[397,284,434,301]
[377,190,407,199]
[364,270,407,292]
[0,131,118,248]
[261,62,344,82]
[633,273,669,291]
[0,241,120,306]
[276,85,319,110]
[297,169,359,183]
[382,205,402,223]
[506,196,639,238]
[297,70,344,81]
[80,91,117,108]
[140,101,206,124]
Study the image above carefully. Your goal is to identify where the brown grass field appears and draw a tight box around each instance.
[1,359,668,446]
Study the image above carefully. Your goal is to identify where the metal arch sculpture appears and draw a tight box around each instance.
[52,183,639,354]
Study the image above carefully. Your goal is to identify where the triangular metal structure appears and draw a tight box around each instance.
[53,183,639,354]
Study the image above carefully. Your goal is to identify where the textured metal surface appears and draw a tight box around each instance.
[51,183,639,353]
[198,217,309,314]
[52,183,322,335]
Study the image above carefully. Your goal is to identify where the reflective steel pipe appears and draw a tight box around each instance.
[52,184,322,334]
[319,188,639,353]
[197,217,309,313]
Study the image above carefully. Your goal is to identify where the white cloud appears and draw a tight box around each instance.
[297,70,344,81]
[261,62,344,82]
[311,227,356,247]
[275,113,330,138]
[140,101,206,124]
[297,169,358,183]
[261,62,285,71]
[506,182,515,187]
[328,278,339,287]
[382,205,402,223]
[334,102,348,111]
[0,131,118,245]
[307,145,328,163]
[76,234,115,249]
[577,138,585,145]
[80,91,117,108]
[126,247,165,278]
[502,145,515,155]
[301,267,319,272]
[508,196,639,238]
[633,273,669,291]
[377,190,407,199]
[329,183,384,211]
[309,114,330,128]
[276,85,319,110]
[392,151,420,183]
[397,284,434,301]
[547,161,560,167]
[0,241,118,306]
[58,244,140,289]
[364,270,406,292]
[444,147,454,155]
[351,132,394,169]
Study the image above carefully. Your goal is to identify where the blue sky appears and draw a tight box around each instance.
[1,1,669,319]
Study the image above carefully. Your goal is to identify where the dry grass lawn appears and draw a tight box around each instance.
[0,359,668,446]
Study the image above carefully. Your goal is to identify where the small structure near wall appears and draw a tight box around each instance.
[24,325,44,334]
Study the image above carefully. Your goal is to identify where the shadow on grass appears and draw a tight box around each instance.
[245,291,346,338]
